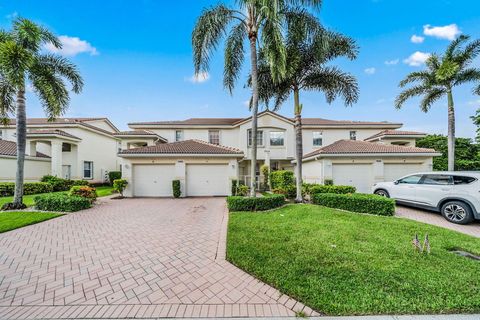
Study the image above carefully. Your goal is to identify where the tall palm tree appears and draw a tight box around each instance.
[254,17,359,202]
[192,0,321,197]
[396,35,480,171]
[0,18,83,209]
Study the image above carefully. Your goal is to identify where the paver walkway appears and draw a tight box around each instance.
[0,197,318,319]
[396,205,480,238]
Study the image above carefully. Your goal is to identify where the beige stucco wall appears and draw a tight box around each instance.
[0,156,51,182]
[302,128,384,152]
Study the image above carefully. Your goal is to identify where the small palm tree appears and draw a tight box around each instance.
[192,0,321,197]
[396,35,480,171]
[0,18,83,209]
[254,16,359,202]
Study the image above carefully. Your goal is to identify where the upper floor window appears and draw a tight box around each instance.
[83,161,93,179]
[350,131,357,140]
[313,131,323,147]
[247,129,263,147]
[62,143,71,152]
[209,130,220,145]
[175,130,183,142]
[269,131,284,146]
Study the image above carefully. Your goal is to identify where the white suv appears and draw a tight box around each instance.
[372,171,480,224]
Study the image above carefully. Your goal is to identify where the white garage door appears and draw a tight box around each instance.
[384,163,425,182]
[332,163,373,193]
[133,164,176,197]
[186,164,229,196]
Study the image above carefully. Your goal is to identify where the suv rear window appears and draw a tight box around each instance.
[453,175,477,185]
[421,174,453,185]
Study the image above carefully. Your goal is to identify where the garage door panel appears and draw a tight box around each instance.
[187,164,229,196]
[332,163,373,193]
[384,163,425,182]
[133,164,176,197]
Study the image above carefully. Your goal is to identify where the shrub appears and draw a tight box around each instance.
[270,170,294,189]
[172,180,181,198]
[272,185,296,199]
[236,185,249,196]
[113,179,128,197]
[40,175,74,191]
[261,164,270,189]
[35,194,92,212]
[226,194,285,212]
[0,182,53,196]
[69,186,97,201]
[108,171,122,185]
[309,185,356,195]
[312,193,395,216]
[324,179,334,186]
[231,179,238,195]
[72,180,89,186]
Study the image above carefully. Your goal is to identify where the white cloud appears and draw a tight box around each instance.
[403,51,430,67]
[423,24,461,40]
[467,99,480,106]
[45,35,98,56]
[384,59,399,65]
[186,71,210,84]
[364,67,376,75]
[6,11,18,20]
[410,35,425,43]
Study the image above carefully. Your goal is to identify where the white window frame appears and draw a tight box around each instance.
[313,131,323,147]
[247,129,264,147]
[83,161,93,180]
[350,131,357,141]
[269,131,285,146]
[175,130,184,142]
[208,130,220,145]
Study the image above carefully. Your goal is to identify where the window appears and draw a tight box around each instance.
[398,174,422,184]
[421,174,453,185]
[209,130,220,145]
[350,131,357,140]
[247,129,263,147]
[175,130,183,142]
[453,175,477,185]
[269,131,284,146]
[62,143,71,152]
[313,131,323,147]
[83,161,93,179]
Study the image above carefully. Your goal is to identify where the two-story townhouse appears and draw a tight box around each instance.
[121,111,439,195]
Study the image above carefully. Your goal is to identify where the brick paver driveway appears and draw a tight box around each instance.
[396,205,480,238]
[0,198,317,319]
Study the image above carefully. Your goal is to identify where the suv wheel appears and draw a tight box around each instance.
[374,189,390,197]
[441,201,474,225]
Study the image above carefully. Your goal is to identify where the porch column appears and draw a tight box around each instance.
[51,140,63,177]
[27,141,37,157]
[322,159,333,184]
[373,159,384,183]
[175,160,186,197]
[264,150,271,168]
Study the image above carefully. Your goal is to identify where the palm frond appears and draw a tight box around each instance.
[224,22,246,94]
[36,54,83,93]
[0,73,15,125]
[395,85,430,109]
[399,71,432,87]
[419,87,446,112]
[260,7,287,82]
[445,34,469,60]
[12,18,60,52]
[0,40,32,87]
[192,5,235,75]
[454,38,480,68]
[453,68,480,87]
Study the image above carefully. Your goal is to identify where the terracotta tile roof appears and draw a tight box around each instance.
[114,130,158,136]
[365,130,427,141]
[0,140,50,158]
[27,129,81,140]
[119,139,243,156]
[300,118,400,126]
[129,118,244,126]
[303,139,438,158]
[6,117,107,125]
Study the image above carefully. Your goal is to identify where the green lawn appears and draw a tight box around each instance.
[0,211,62,233]
[0,186,114,208]
[227,204,480,316]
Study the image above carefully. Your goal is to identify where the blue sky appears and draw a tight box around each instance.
[2,0,480,137]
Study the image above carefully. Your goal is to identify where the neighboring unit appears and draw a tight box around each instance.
[373,172,480,224]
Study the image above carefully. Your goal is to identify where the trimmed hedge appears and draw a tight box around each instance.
[0,182,53,197]
[108,171,122,185]
[35,194,92,212]
[270,171,294,189]
[309,185,356,195]
[40,175,74,191]
[172,180,181,198]
[312,193,395,216]
[227,194,286,212]
[272,185,296,199]
[69,186,97,201]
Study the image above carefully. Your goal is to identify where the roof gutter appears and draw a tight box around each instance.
[118,153,244,158]
[302,152,442,162]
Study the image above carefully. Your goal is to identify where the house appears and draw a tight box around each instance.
[0,118,152,183]
[120,111,440,196]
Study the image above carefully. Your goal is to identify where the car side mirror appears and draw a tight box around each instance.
[394,180,399,185]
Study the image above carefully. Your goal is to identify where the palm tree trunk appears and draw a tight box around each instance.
[13,87,26,208]
[447,89,455,171]
[293,88,303,202]
[249,36,259,197]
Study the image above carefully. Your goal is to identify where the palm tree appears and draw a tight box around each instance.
[0,18,83,209]
[254,17,359,202]
[192,0,321,197]
[396,35,480,171]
